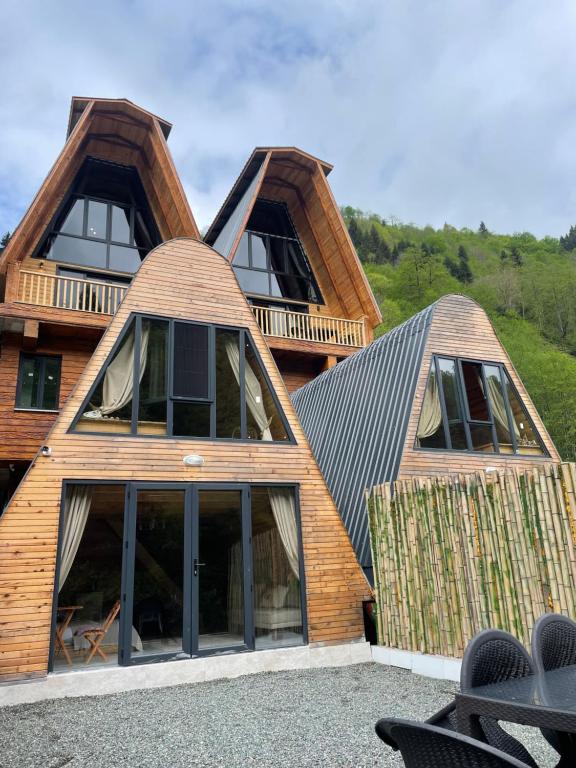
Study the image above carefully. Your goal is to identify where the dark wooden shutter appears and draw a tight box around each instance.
[173,323,210,399]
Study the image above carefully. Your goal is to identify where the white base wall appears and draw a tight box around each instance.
[372,645,461,682]
[0,641,372,707]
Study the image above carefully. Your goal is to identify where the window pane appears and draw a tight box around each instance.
[86,200,108,240]
[234,232,250,267]
[215,329,241,438]
[76,319,136,433]
[172,402,211,437]
[462,361,490,421]
[108,244,142,273]
[173,323,210,399]
[469,423,496,453]
[55,484,124,671]
[246,199,295,238]
[252,487,303,650]
[268,236,285,273]
[134,211,154,253]
[244,339,288,441]
[485,365,513,453]
[250,233,268,269]
[132,489,185,658]
[285,240,310,278]
[59,199,84,236]
[234,267,270,296]
[138,320,169,435]
[43,357,61,410]
[438,358,467,450]
[271,274,313,302]
[111,205,131,244]
[504,375,544,455]
[416,368,446,448]
[48,234,107,269]
[198,490,244,650]
[17,357,40,408]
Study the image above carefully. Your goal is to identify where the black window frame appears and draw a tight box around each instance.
[70,312,295,444]
[15,353,62,412]
[48,479,307,671]
[33,157,161,275]
[233,199,323,306]
[415,355,548,457]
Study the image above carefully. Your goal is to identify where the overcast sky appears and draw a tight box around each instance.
[1,0,575,238]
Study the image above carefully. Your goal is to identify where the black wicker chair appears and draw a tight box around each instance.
[376,718,537,768]
[531,613,576,674]
[376,630,539,767]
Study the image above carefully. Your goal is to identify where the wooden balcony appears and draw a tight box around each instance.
[16,270,127,316]
[252,305,366,349]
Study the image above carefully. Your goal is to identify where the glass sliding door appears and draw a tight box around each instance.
[124,487,188,662]
[196,489,249,651]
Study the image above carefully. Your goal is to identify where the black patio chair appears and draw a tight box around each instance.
[377,630,540,767]
[376,718,537,768]
[531,613,576,674]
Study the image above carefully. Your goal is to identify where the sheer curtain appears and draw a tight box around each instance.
[59,485,92,590]
[84,326,149,418]
[487,376,520,439]
[416,372,443,440]
[224,337,273,440]
[268,488,300,578]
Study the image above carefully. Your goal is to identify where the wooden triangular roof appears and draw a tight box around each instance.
[0,97,199,274]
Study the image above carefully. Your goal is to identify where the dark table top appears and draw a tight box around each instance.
[460,664,576,715]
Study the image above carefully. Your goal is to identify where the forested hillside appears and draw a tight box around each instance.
[342,208,576,460]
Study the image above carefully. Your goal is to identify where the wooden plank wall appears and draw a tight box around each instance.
[398,294,560,477]
[0,332,98,462]
[0,239,369,680]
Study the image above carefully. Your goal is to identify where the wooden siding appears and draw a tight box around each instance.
[0,332,98,462]
[0,238,369,680]
[398,294,560,477]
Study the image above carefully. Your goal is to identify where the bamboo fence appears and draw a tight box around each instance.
[367,462,576,657]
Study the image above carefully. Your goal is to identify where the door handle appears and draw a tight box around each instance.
[193,558,206,577]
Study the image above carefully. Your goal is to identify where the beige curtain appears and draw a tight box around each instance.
[227,540,244,635]
[417,372,443,439]
[268,488,300,578]
[59,486,92,591]
[487,376,520,439]
[84,326,149,418]
[224,338,273,440]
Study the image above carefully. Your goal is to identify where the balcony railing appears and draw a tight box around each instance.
[252,305,365,348]
[16,270,127,316]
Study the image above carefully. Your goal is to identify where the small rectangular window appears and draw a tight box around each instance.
[173,323,210,400]
[16,354,61,410]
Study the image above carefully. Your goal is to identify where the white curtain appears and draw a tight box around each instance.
[268,488,300,579]
[224,338,273,440]
[84,326,149,418]
[487,376,520,439]
[58,486,92,591]
[417,372,443,439]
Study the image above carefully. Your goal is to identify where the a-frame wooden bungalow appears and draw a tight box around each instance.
[0,97,199,506]
[204,147,382,391]
[293,294,560,578]
[0,237,370,683]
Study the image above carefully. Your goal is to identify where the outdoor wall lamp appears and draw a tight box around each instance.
[183,454,204,467]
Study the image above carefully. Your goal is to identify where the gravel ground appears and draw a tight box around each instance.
[0,663,557,768]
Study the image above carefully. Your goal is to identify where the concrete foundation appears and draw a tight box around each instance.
[0,641,372,707]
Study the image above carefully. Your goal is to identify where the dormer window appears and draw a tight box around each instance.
[233,199,323,304]
[36,158,160,274]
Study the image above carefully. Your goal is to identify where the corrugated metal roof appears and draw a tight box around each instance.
[292,302,437,568]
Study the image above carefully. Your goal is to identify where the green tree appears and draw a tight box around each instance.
[478,221,489,236]
[560,225,576,251]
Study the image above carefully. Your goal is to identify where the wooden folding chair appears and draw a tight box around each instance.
[78,600,121,664]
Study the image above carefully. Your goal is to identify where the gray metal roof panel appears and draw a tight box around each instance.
[292,302,437,566]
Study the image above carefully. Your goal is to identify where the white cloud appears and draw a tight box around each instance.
[1,0,575,237]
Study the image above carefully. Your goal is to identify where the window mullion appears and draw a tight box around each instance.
[455,359,473,451]
[167,320,174,437]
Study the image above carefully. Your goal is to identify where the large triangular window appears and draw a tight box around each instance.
[73,314,293,442]
[233,199,323,304]
[35,158,161,275]
[415,356,546,455]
